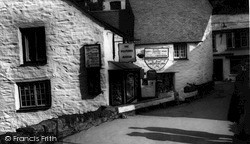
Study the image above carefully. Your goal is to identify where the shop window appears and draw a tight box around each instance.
[20,27,46,65]
[110,1,121,10]
[17,80,51,111]
[174,43,187,59]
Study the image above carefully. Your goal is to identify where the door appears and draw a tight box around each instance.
[213,59,223,81]
[156,73,174,97]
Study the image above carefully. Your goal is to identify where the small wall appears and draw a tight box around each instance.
[0,106,119,144]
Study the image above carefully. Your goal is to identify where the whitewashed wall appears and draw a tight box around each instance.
[0,0,114,132]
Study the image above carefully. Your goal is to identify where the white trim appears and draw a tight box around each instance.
[14,84,20,110]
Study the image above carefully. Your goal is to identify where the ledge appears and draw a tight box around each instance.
[117,96,175,113]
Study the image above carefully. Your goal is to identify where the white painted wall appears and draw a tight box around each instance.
[103,0,126,10]
[0,0,116,132]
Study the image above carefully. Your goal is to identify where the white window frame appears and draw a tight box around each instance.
[174,43,187,59]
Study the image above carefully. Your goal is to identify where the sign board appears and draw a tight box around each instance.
[145,48,169,58]
[84,44,101,68]
[118,43,136,62]
[144,47,169,70]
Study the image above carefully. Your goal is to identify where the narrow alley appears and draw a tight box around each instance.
[57,82,244,144]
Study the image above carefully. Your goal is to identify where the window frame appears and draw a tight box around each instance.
[173,43,188,60]
[212,33,217,52]
[240,31,249,47]
[17,80,51,112]
[226,32,235,49]
[20,26,47,66]
[110,1,122,10]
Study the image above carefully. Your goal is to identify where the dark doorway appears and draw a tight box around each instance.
[156,73,175,97]
[213,59,223,81]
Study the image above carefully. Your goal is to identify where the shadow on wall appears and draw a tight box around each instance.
[79,46,101,100]
[127,127,233,144]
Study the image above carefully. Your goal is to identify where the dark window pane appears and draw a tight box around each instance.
[174,43,187,59]
[20,27,46,64]
[18,80,51,110]
[110,1,121,10]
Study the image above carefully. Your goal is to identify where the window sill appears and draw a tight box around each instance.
[226,47,249,51]
[20,62,47,67]
[174,58,188,60]
[17,106,51,113]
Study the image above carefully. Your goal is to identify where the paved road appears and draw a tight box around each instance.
[57,82,245,144]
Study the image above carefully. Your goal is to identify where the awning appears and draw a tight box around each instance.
[108,61,141,70]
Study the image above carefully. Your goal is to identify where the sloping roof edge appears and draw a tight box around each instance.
[66,0,131,40]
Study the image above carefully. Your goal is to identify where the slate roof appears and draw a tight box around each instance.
[129,0,212,44]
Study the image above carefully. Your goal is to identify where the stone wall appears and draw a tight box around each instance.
[0,0,112,132]
[0,106,119,144]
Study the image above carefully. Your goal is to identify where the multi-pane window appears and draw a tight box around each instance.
[110,1,121,10]
[226,29,249,49]
[240,32,248,47]
[17,80,51,110]
[20,27,46,65]
[174,43,187,59]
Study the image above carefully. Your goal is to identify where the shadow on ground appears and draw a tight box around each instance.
[127,127,233,144]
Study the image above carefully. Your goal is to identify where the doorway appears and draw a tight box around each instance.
[213,59,223,81]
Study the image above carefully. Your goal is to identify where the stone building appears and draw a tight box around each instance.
[212,14,249,81]
[0,0,128,132]
[129,0,214,100]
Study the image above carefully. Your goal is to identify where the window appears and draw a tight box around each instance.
[174,43,187,59]
[240,32,248,47]
[17,80,51,111]
[212,33,217,52]
[20,27,46,65]
[226,29,249,49]
[226,32,235,49]
[110,1,121,10]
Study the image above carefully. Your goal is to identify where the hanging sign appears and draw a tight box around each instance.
[118,43,136,62]
[84,44,101,68]
[144,47,169,70]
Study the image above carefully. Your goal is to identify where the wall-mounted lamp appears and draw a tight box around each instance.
[137,53,145,58]
[137,49,145,58]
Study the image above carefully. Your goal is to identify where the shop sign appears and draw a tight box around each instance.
[118,43,136,62]
[144,47,170,70]
[84,44,101,68]
[145,48,169,58]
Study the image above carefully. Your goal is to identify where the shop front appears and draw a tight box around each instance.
[108,61,142,106]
